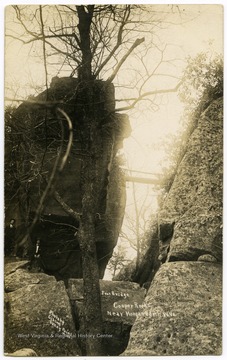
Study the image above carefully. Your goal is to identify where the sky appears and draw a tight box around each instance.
[3,4,223,175]
[121,4,223,174]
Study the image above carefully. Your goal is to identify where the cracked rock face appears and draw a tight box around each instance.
[4,261,81,356]
[4,261,145,356]
[159,97,223,262]
[124,261,222,356]
[67,279,145,355]
[124,97,223,356]
[5,78,131,280]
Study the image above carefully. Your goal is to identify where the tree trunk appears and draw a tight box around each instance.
[75,8,107,354]
[76,5,94,81]
[77,79,107,355]
[78,147,105,355]
[132,181,141,270]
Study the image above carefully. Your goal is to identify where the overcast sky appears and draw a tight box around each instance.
[3,4,223,174]
[122,4,223,174]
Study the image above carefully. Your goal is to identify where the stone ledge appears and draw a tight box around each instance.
[124,261,222,356]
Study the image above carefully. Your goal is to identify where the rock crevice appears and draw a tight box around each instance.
[4,260,145,356]
[124,97,223,356]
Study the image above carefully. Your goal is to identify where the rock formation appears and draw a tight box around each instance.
[114,219,160,286]
[67,279,145,355]
[5,77,223,356]
[124,261,222,356]
[159,97,223,263]
[5,77,131,279]
[4,260,145,356]
[4,261,81,356]
[124,96,223,355]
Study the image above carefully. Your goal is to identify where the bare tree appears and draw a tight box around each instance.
[107,244,130,278]
[120,182,156,270]
[5,4,188,355]
[6,5,185,105]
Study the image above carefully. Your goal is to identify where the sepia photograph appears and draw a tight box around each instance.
[3,1,223,357]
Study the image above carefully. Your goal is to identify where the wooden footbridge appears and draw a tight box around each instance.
[122,168,162,185]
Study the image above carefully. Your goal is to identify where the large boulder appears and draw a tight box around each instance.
[5,268,55,293]
[124,261,222,356]
[159,97,223,262]
[5,261,146,356]
[4,260,30,276]
[123,96,223,356]
[5,77,131,279]
[4,261,81,356]
[68,279,145,355]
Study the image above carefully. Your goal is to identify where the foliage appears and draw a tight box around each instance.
[159,52,223,194]
[179,52,223,111]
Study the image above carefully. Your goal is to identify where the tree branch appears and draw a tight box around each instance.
[16,106,74,249]
[56,107,73,172]
[5,97,63,106]
[94,5,131,78]
[53,190,81,222]
[7,24,81,65]
[115,80,182,112]
[107,37,145,83]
